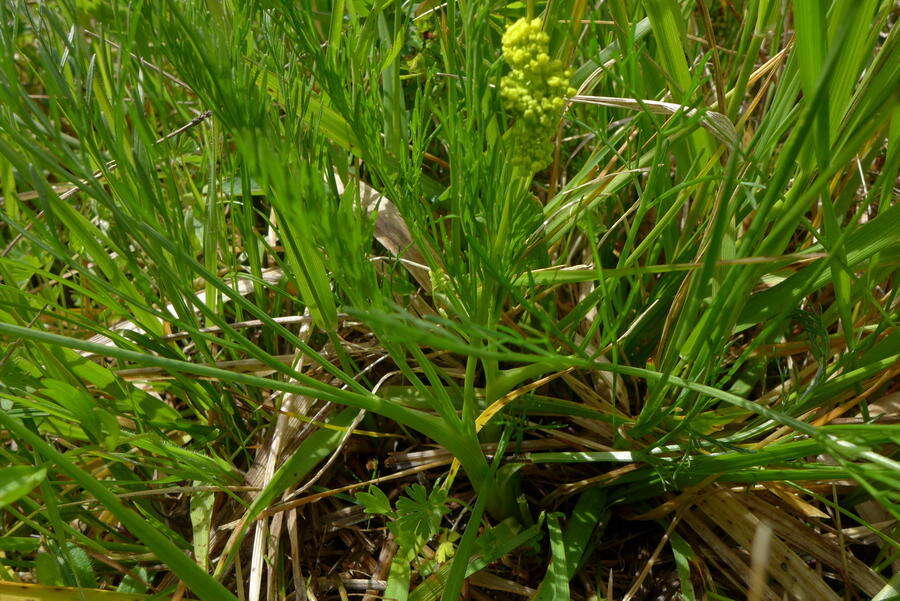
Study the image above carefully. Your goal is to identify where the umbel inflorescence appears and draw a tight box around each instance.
[500,18,576,172]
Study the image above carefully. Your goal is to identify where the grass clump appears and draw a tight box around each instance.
[0,1,897,600]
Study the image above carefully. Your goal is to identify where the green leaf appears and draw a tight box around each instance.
[35,552,64,586]
[533,513,569,601]
[116,567,150,595]
[356,485,393,516]
[563,487,608,578]
[129,436,239,485]
[61,542,99,589]
[190,485,215,572]
[392,484,450,548]
[0,537,42,552]
[40,379,104,442]
[669,531,697,601]
[0,465,46,510]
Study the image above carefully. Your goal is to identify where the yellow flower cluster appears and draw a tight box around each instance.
[500,18,576,172]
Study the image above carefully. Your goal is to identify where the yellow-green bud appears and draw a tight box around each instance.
[499,17,573,173]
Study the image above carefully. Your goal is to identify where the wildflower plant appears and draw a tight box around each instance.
[356,484,452,598]
[0,1,896,601]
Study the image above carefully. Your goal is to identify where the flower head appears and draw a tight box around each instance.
[499,18,576,172]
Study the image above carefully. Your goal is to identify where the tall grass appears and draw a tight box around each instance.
[0,1,897,600]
